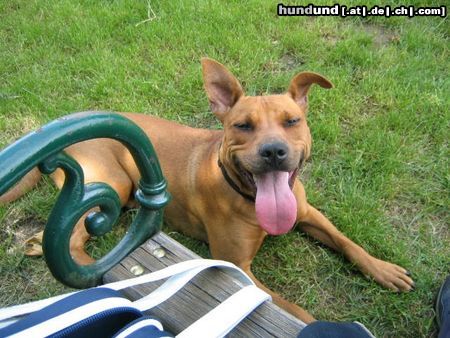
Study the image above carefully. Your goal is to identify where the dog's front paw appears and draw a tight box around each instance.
[366,258,415,292]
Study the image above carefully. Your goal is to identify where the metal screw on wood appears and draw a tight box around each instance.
[130,265,144,276]
[152,247,166,258]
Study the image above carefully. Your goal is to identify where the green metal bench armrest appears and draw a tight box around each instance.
[0,111,171,288]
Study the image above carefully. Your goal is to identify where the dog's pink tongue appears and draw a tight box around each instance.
[254,171,297,235]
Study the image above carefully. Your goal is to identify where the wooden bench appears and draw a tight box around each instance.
[104,232,306,336]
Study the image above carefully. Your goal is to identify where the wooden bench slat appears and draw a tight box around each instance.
[104,232,306,337]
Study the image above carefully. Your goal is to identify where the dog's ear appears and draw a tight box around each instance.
[201,58,244,120]
[287,72,333,109]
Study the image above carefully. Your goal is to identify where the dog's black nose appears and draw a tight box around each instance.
[259,142,288,167]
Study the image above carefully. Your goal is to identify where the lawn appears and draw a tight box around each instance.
[0,1,448,337]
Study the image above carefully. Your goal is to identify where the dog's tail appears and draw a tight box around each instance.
[0,167,42,204]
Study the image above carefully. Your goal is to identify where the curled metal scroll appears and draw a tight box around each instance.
[0,112,171,288]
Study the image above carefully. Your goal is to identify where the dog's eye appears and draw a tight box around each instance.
[286,118,300,127]
[234,122,253,131]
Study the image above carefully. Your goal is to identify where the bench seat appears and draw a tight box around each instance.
[103,232,306,337]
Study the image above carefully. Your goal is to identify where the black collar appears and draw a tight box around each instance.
[217,159,255,203]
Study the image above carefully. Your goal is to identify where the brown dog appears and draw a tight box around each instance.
[1,58,414,322]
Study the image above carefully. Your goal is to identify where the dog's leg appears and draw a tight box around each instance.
[206,222,316,323]
[296,194,414,291]
[69,211,98,265]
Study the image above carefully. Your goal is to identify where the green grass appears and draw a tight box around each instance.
[0,1,448,337]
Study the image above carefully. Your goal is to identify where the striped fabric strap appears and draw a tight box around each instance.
[8,297,131,338]
[0,259,270,338]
